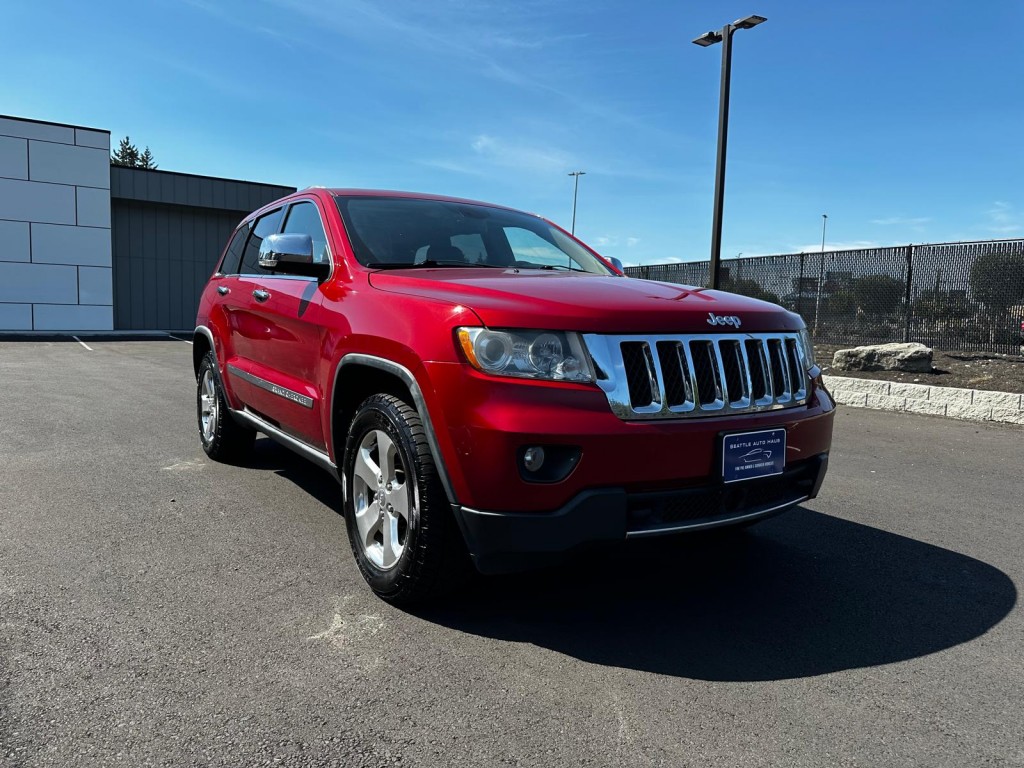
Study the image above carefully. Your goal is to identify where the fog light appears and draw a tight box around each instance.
[522,446,545,472]
[517,445,581,484]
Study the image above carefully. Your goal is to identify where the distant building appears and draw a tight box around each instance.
[0,114,294,332]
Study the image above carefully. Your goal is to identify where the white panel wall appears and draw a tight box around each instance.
[0,116,112,330]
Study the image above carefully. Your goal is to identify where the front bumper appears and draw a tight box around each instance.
[455,453,829,574]
[423,361,835,513]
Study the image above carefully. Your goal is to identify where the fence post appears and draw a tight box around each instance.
[798,253,806,320]
[903,244,914,342]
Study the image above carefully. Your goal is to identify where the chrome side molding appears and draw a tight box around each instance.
[227,364,314,409]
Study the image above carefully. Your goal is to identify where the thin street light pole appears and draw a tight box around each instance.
[693,15,766,290]
[568,171,586,235]
[708,25,732,290]
[814,213,828,335]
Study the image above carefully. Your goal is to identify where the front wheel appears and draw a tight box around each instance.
[343,394,467,606]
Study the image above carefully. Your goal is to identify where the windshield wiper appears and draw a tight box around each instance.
[515,263,587,273]
[364,260,507,270]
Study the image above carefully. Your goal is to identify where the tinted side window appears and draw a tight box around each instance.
[240,208,284,275]
[219,226,249,274]
[282,201,330,266]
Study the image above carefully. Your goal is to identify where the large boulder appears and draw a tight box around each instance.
[832,342,933,372]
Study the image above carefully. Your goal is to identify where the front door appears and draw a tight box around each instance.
[228,199,333,449]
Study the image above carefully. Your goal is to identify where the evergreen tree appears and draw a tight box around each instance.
[111,136,140,167]
[138,147,158,170]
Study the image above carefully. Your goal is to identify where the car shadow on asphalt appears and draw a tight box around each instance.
[247,438,343,512]
[419,509,1017,682]
[242,441,1017,683]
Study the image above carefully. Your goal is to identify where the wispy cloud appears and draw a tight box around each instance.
[641,256,690,265]
[488,32,590,50]
[985,201,1022,234]
[260,0,678,142]
[790,240,884,253]
[469,134,574,175]
[413,158,486,177]
[178,0,299,46]
[870,216,931,226]
[592,235,642,249]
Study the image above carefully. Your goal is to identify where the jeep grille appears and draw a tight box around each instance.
[583,333,809,420]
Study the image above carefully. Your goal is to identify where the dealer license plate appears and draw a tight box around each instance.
[722,428,786,484]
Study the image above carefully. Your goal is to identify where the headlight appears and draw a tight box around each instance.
[457,328,594,383]
[798,327,816,371]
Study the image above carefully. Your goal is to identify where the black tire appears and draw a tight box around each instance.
[343,393,468,606]
[196,351,255,463]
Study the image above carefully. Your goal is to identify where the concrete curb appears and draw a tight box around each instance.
[823,375,1024,425]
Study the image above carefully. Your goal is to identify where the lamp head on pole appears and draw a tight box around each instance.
[692,30,723,47]
[732,14,767,29]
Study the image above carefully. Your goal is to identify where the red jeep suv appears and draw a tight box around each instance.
[194,189,834,605]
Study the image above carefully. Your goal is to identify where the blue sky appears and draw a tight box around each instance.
[2,0,1022,265]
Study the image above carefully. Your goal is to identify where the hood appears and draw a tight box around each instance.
[368,268,802,334]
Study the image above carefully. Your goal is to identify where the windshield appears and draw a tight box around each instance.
[333,195,613,274]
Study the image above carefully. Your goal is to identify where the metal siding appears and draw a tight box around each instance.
[141,206,157,329]
[112,204,132,328]
[155,209,170,329]
[173,175,188,207]
[147,171,162,203]
[167,207,183,330]
[110,168,295,329]
[224,182,240,211]
[129,204,145,327]
[160,173,175,205]
[182,212,198,330]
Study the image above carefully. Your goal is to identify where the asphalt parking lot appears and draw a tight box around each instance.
[1,339,1022,767]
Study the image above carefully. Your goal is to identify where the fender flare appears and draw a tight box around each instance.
[193,325,218,375]
[331,354,458,506]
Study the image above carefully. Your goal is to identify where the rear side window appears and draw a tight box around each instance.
[240,208,284,275]
[219,226,249,274]
[282,201,331,267]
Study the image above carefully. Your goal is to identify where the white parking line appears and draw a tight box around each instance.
[72,336,93,351]
[167,334,193,345]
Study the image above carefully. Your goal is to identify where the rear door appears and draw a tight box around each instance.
[213,217,268,407]
[231,199,332,449]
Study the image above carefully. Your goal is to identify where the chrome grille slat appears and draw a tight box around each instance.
[586,332,810,420]
[679,341,702,414]
[690,340,724,409]
[656,341,694,411]
[732,340,754,409]
[759,338,775,402]
[773,340,792,405]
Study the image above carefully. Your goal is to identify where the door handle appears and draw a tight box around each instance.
[253,289,271,302]
[217,286,230,295]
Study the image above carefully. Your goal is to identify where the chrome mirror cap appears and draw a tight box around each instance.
[258,233,314,269]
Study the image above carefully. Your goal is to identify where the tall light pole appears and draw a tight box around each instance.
[813,213,828,335]
[693,14,767,289]
[568,171,586,235]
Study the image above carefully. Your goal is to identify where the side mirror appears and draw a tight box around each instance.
[259,233,328,278]
[609,256,624,274]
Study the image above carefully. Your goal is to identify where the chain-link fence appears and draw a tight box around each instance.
[625,238,1024,355]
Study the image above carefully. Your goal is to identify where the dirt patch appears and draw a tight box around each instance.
[815,343,1024,394]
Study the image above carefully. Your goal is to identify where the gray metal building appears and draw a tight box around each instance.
[110,167,294,330]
